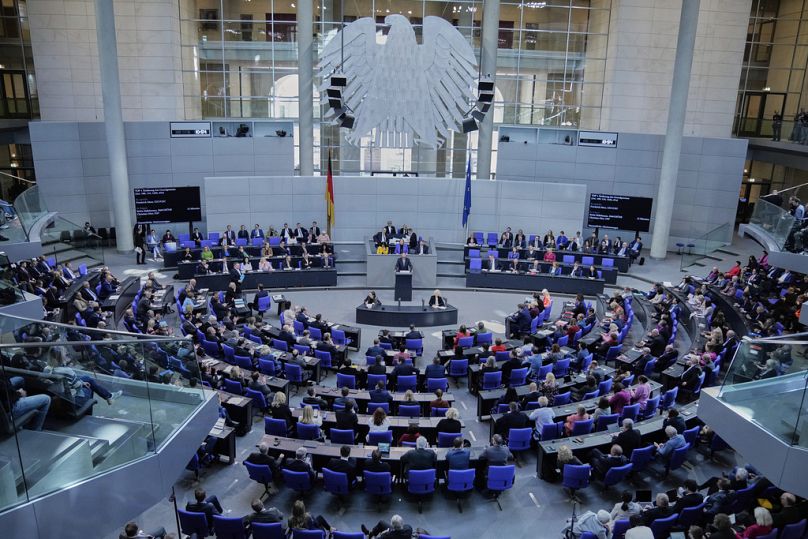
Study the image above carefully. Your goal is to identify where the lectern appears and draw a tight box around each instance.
[394,271,412,301]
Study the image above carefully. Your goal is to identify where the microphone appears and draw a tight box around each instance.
[421,298,425,310]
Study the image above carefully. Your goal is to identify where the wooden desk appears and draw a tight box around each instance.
[312,386,455,414]
[208,417,237,463]
[219,391,253,436]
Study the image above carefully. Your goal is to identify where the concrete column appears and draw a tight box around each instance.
[475,0,500,180]
[297,0,314,176]
[94,0,133,252]
[650,0,700,259]
[452,132,468,178]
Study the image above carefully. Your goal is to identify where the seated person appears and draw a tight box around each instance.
[587,443,628,479]
[185,488,225,532]
[400,436,437,472]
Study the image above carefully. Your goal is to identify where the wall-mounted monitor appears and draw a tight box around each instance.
[587,193,653,232]
[170,122,211,138]
[134,187,202,224]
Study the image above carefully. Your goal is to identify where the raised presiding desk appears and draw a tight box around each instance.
[193,268,337,290]
[356,304,458,327]
[535,401,698,481]
[466,271,605,295]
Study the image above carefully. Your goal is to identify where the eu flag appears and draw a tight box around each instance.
[462,155,472,227]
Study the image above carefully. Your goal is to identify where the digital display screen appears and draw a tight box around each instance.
[587,193,653,232]
[134,187,201,224]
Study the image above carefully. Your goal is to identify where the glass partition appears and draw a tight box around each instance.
[13,184,46,238]
[679,222,733,271]
[39,214,106,267]
[718,334,808,447]
[748,198,796,250]
[0,314,208,513]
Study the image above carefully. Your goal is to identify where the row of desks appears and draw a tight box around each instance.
[463,259,619,284]
[463,246,631,272]
[466,272,605,295]
[312,385,455,414]
[193,268,338,290]
[164,242,330,267]
[178,256,333,279]
[535,401,699,481]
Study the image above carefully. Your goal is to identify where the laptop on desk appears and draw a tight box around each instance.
[635,489,653,508]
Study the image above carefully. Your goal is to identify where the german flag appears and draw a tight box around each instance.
[326,150,335,236]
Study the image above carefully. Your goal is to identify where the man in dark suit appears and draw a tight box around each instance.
[326,445,357,482]
[588,443,628,479]
[185,488,225,532]
[294,223,309,243]
[391,357,417,386]
[251,224,264,239]
[509,304,532,337]
[662,408,686,434]
[251,283,268,311]
[245,443,284,479]
[400,436,437,472]
[247,371,272,400]
[494,402,530,438]
[673,479,704,514]
[500,352,524,384]
[237,225,249,239]
[229,262,244,293]
[79,281,98,302]
[366,339,385,359]
[373,229,388,247]
[302,387,329,409]
[680,358,702,392]
[283,447,316,482]
[310,221,322,239]
[364,515,412,539]
[611,418,642,456]
[404,324,422,340]
[369,381,393,404]
[773,492,803,529]
[191,227,204,245]
[394,253,413,272]
[119,521,166,539]
[364,449,391,473]
[633,347,654,375]
[424,357,446,379]
[244,499,284,528]
[335,401,359,432]
[384,222,397,237]
[641,493,674,526]
[368,357,388,376]
[645,329,667,357]
[98,274,115,301]
[656,345,679,372]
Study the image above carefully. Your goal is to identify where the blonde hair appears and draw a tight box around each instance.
[545,373,556,385]
[558,445,573,462]
[446,407,459,420]
[302,405,316,423]
[272,392,286,407]
[404,389,415,402]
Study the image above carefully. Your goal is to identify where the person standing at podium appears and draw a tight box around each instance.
[395,253,413,272]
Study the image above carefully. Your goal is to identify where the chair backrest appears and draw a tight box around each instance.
[507,428,532,451]
[595,413,619,432]
[332,329,347,345]
[329,429,355,444]
[244,388,267,410]
[677,501,706,527]
[650,514,678,539]
[323,467,350,495]
[556,335,569,348]
[213,515,248,539]
[495,351,510,362]
[296,422,320,440]
[538,364,553,381]
[332,533,364,539]
[509,367,528,387]
[598,378,613,396]
[308,327,323,340]
[610,519,630,539]
[293,320,305,335]
[620,403,640,421]
[398,404,421,417]
[603,463,633,487]
[244,461,273,484]
[405,339,422,353]
[449,359,468,376]
[571,418,593,435]
[682,426,700,445]
[629,445,655,471]
[364,471,392,495]
[252,522,284,539]
[235,355,253,370]
[554,391,571,406]
[258,358,276,376]
[667,442,690,472]
[223,378,243,395]
[407,468,436,494]
[369,401,390,414]
[562,464,591,489]
[264,417,288,436]
[257,295,272,312]
[292,530,325,539]
[781,519,808,539]
[368,430,393,445]
[469,258,482,272]
[436,431,457,447]
[396,375,417,392]
[583,389,600,401]
[427,377,448,392]
[660,387,678,409]
[271,339,288,352]
[483,371,502,389]
[487,464,515,491]
[447,468,475,493]
[476,332,493,346]
[367,373,387,388]
[336,373,356,389]
[553,358,570,376]
[540,422,561,441]
[285,363,303,382]
[282,469,313,491]
[458,336,474,347]
[178,509,209,537]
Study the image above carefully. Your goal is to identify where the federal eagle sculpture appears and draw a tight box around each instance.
[319,14,478,149]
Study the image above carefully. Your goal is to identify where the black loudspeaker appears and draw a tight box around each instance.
[326,88,342,98]
[471,110,485,122]
[331,75,347,87]
[340,114,355,128]
[328,98,342,109]
[639,257,645,266]
[462,118,478,133]
[479,80,494,92]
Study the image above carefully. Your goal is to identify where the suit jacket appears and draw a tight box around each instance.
[379,526,413,539]
[369,388,393,403]
[251,228,264,238]
[98,280,115,300]
[672,492,705,515]
[284,458,315,479]
[401,448,437,471]
[494,411,530,437]
[325,457,356,481]
[80,287,98,302]
[186,501,220,526]
[614,428,642,456]
[642,506,674,526]
[395,258,413,271]
[246,507,284,525]
[364,460,391,473]
[335,411,359,430]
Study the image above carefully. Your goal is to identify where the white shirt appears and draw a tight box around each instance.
[625,526,654,539]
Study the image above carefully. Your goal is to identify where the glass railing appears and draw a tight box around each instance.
[39,215,106,268]
[0,314,208,514]
[0,277,30,306]
[679,222,732,271]
[13,185,46,238]
[748,198,796,251]
[718,333,808,447]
